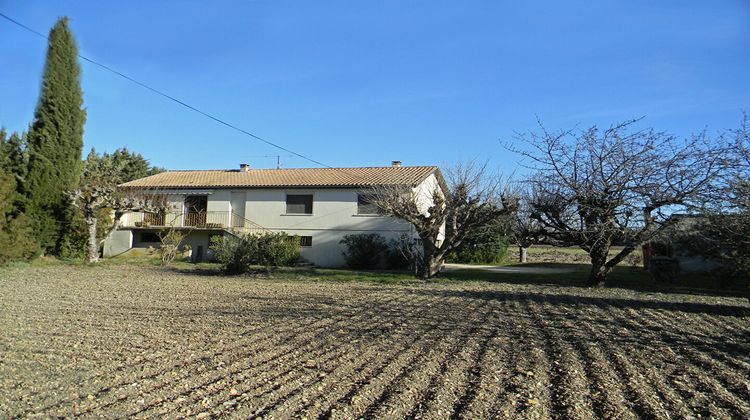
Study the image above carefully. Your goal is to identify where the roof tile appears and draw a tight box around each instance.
[120,166,438,188]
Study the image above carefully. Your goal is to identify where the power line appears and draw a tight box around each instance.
[0,12,334,169]
[245,155,296,169]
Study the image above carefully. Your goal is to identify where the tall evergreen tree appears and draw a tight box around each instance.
[109,148,163,182]
[3,131,29,216]
[6,132,28,189]
[0,128,8,170]
[25,17,86,254]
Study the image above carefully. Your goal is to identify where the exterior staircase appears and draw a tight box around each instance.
[225,211,273,237]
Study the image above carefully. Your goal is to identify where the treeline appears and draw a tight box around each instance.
[0,17,161,264]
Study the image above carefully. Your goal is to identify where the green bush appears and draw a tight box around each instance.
[211,232,300,274]
[254,233,301,266]
[446,212,511,264]
[211,235,253,274]
[0,171,39,264]
[341,233,388,269]
[448,237,509,264]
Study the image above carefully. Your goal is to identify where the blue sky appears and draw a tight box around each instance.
[0,1,748,172]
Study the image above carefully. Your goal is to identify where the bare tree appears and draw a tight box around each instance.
[511,118,724,286]
[511,188,547,263]
[70,151,168,263]
[688,116,750,298]
[367,161,516,279]
[157,225,189,265]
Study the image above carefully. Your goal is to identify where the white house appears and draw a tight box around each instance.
[103,163,446,267]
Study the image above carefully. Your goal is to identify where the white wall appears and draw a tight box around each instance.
[108,178,442,267]
[244,188,409,232]
[206,190,230,225]
[412,173,445,243]
[166,194,185,226]
[103,230,133,257]
[241,188,414,266]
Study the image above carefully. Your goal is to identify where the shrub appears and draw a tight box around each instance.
[0,213,39,264]
[340,233,388,269]
[254,233,301,266]
[0,171,39,264]
[211,232,300,274]
[448,236,509,264]
[446,214,511,264]
[211,235,252,274]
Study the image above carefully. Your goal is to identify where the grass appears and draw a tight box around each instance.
[11,248,746,298]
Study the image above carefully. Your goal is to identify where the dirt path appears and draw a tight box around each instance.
[1,264,748,418]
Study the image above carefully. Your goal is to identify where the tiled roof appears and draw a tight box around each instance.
[120,166,440,189]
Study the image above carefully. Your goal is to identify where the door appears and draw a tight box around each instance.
[230,192,246,227]
[184,195,208,227]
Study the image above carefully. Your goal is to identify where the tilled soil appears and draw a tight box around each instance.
[1,265,749,419]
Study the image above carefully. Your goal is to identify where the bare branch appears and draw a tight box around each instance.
[365,160,515,278]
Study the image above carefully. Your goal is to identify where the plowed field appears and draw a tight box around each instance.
[1,265,749,418]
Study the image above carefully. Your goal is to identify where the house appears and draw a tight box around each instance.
[103,163,445,267]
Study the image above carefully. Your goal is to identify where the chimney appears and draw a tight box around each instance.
[239,163,250,172]
[391,160,402,167]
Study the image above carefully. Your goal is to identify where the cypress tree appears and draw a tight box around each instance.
[6,132,27,186]
[25,17,86,254]
[4,131,28,216]
[0,128,8,170]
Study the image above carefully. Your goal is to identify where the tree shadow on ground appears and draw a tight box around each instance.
[441,263,749,300]
[404,287,750,318]
[160,264,418,284]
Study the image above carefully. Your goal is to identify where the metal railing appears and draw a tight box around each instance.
[123,211,269,234]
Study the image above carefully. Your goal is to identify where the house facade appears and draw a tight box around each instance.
[104,164,445,267]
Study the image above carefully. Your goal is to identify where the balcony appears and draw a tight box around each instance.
[122,211,268,234]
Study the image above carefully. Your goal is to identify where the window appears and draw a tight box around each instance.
[286,194,313,214]
[299,236,313,247]
[357,194,379,215]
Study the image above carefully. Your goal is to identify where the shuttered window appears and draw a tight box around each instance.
[357,195,379,215]
[286,194,313,214]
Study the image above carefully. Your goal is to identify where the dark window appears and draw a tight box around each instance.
[184,195,207,213]
[184,195,208,227]
[140,231,160,243]
[299,236,313,247]
[357,194,379,215]
[286,194,313,214]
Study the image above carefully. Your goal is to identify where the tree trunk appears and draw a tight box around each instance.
[420,254,442,279]
[587,246,610,287]
[418,245,443,279]
[519,246,528,263]
[85,215,99,263]
[587,264,610,287]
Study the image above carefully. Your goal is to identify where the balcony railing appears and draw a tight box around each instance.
[122,211,268,234]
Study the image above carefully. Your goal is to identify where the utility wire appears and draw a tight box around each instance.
[0,12,334,169]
